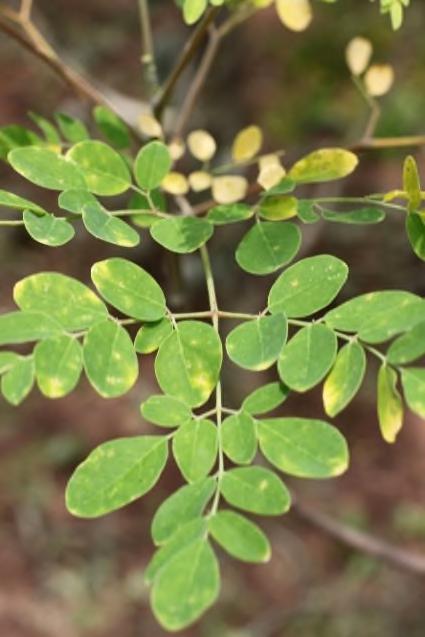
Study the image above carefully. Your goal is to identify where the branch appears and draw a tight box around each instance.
[0,7,140,133]
[352,134,425,152]
[171,5,256,139]
[153,6,220,119]
[293,499,425,576]
[138,0,158,97]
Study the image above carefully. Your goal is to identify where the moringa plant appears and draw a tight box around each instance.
[0,0,424,631]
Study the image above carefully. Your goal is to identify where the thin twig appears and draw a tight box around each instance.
[138,0,158,97]
[293,500,425,576]
[153,6,220,118]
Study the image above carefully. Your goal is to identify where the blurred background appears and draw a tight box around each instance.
[1,0,425,635]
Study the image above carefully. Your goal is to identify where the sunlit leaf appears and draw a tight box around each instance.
[23,210,75,246]
[187,130,216,161]
[236,221,301,275]
[378,364,403,443]
[1,356,34,405]
[231,125,263,162]
[345,37,373,76]
[173,418,218,482]
[289,148,358,184]
[211,175,248,204]
[141,394,192,428]
[8,147,86,191]
[221,411,257,465]
[67,140,131,196]
[161,172,190,195]
[209,511,270,563]
[155,321,222,407]
[220,466,291,515]
[34,335,82,398]
[83,319,138,397]
[257,417,349,478]
[91,258,166,321]
[66,436,168,517]
[226,314,287,371]
[364,64,395,97]
[134,318,173,354]
[323,341,366,416]
[150,217,213,253]
[275,0,313,31]
[268,255,348,317]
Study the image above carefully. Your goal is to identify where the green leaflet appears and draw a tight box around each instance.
[93,105,130,149]
[58,188,97,215]
[0,189,46,214]
[66,435,168,517]
[54,112,89,143]
[0,124,41,157]
[34,335,82,398]
[151,538,219,631]
[150,217,213,253]
[403,155,421,213]
[259,196,298,221]
[145,518,208,584]
[289,148,358,184]
[401,368,425,419]
[141,394,192,428]
[173,419,218,482]
[297,200,320,224]
[324,291,425,344]
[278,324,337,392]
[29,111,61,145]
[82,200,140,247]
[23,210,75,247]
[242,381,290,415]
[377,364,403,444]
[151,478,216,545]
[8,147,86,191]
[220,466,291,515]
[406,213,425,261]
[207,203,253,225]
[91,258,166,321]
[221,411,257,464]
[0,352,20,374]
[183,0,207,24]
[323,341,366,416]
[14,272,108,331]
[0,311,63,345]
[257,417,349,478]
[155,321,222,408]
[134,141,171,190]
[67,140,131,196]
[235,221,301,275]
[134,318,173,354]
[83,320,138,398]
[226,314,287,371]
[208,511,271,563]
[1,356,35,405]
[321,207,386,224]
[387,321,425,365]
[268,255,348,317]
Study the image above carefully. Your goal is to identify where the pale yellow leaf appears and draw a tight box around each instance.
[187,130,217,162]
[161,172,189,195]
[345,37,373,76]
[364,64,394,97]
[275,0,313,32]
[168,139,186,161]
[212,176,248,204]
[138,113,163,138]
[258,164,286,190]
[188,171,212,192]
[232,125,263,162]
